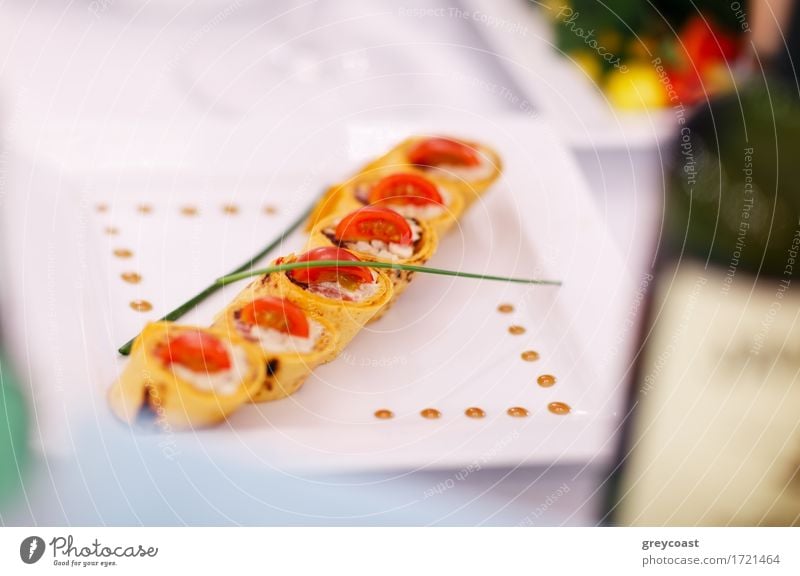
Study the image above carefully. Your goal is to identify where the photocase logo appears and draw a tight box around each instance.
[20,536,46,564]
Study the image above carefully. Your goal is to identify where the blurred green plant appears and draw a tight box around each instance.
[0,351,28,508]
[667,71,800,275]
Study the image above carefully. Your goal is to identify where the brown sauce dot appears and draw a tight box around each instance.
[497,303,514,313]
[180,205,198,216]
[508,325,526,335]
[129,300,153,312]
[222,204,239,215]
[537,374,557,387]
[121,272,142,284]
[465,407,486,419]
[507,406,529,417]
[374,409,394,420]
[95,203,109,213]
[521,350,540,362]
[137,204,153,214]
[113,248,133,258]
[104,226,119,235]
[420,408,441,419]
[264,205,279,215]
[548,402,571,415]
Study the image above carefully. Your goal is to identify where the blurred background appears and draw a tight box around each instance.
[1,0,797,525]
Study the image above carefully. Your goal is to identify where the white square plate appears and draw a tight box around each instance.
[5,115,631,474]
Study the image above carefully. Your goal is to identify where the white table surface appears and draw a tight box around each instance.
[0,0,664,525]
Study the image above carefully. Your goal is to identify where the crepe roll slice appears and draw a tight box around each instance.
[108,322,264,428]
[308,206,438,302]
[231,247,394,350]
[214,296,338,402]
[373,136,502,209]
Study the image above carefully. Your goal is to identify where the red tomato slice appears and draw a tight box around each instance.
[155,331,231,373]
[367,173,443,207]
[335,207,413,246]
[407,137,480,167]
[288,246,373,287]
[238,297,310,338]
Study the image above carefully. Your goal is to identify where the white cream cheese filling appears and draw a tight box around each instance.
[306,272,380,302]
[327,219,422,262]
[349,240,412,260]
[242,317,324,355]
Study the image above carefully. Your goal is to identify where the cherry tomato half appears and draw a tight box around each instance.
[288,246,373,287]
[407,137,480,167]
[335,206,413,246]
[238,296,310,338]
[155,331,231,373]
[367,173,443,207]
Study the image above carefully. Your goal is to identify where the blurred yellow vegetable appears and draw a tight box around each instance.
[605,63,668,110]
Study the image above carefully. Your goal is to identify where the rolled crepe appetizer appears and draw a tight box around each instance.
[308,206,438,303]
[307,171,463,236]
[362,136,502,209]
[108,322,264,428]
[226,246,394,350]
[213,296,338,402]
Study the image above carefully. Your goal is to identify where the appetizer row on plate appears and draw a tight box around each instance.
[109,136,502,428]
